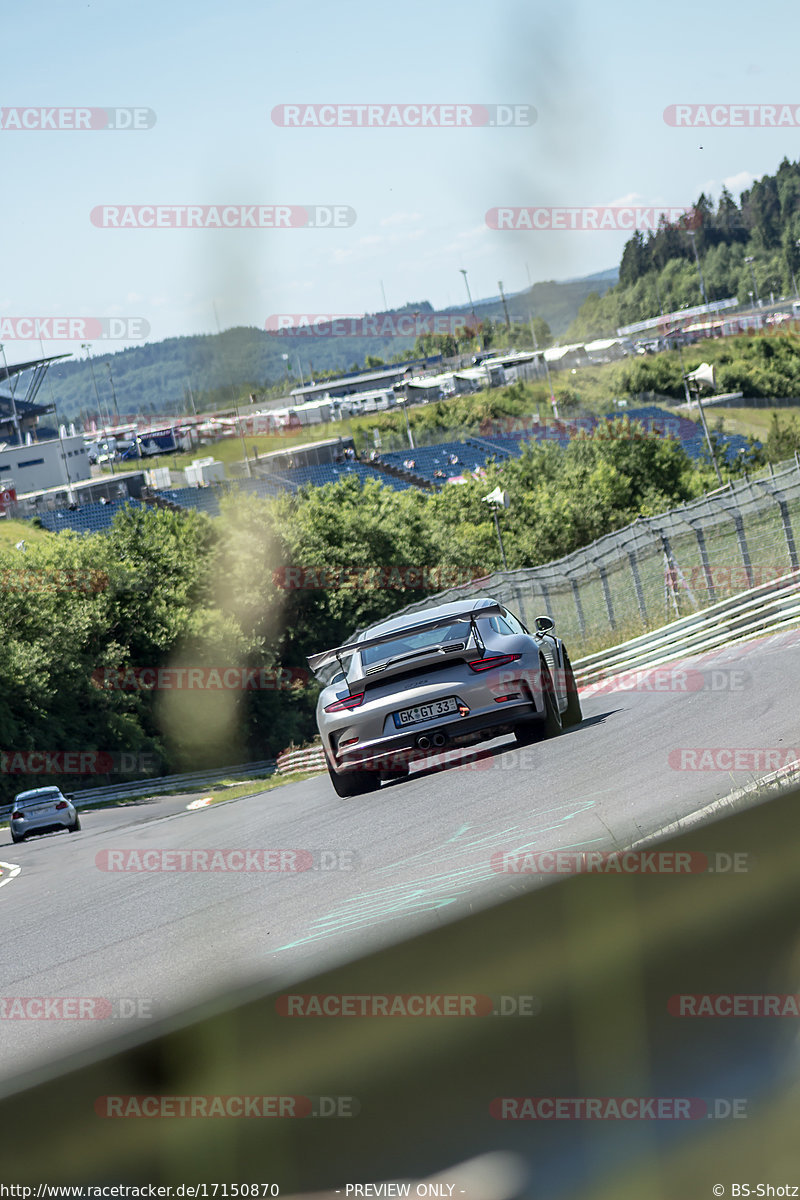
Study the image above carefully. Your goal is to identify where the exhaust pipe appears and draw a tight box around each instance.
[432,731,447,748]
[416,734,432,750]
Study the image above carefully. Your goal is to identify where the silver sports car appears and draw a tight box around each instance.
[308,597,582,796]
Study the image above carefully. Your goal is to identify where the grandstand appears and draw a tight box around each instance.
[35,498,143,535]
[377,441,512,485]
[251,461,419,492]
[22,407,758,534]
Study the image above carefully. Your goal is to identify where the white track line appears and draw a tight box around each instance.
[0,862,21,890]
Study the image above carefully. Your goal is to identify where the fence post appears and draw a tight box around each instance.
[691,523,717,605]
[627,549,648,626]
[775,494,800,573]
[596,565,616,631]
[729,508,754,588]
[570,578,587,639]
[538,582,552,616]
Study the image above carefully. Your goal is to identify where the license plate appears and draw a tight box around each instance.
[393,697,459,727]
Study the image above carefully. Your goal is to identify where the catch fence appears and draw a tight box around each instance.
[390,456,800,654]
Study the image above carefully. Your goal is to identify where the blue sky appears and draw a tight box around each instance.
[1,0,797,361]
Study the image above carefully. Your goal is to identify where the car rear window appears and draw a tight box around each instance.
[14,789,62,805]
[360,619,473,667]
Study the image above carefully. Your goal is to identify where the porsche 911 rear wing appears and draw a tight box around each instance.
[307,601,505,678]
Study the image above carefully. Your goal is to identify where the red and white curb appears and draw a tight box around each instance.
[186,796,214,810]
[0,862,22,890]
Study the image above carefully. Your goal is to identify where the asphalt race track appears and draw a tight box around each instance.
[1,630,798,1088]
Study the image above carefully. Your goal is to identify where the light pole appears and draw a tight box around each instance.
[528,311,557,419]
[82,343,115,475]
[687,230,708,307]
[681,359,722,487]
[106,363,121,424]
[498,280,511,332]
[745,256,760,307]
[397,394,414,450]
[459,268,479,341]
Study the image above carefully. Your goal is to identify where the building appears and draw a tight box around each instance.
[0,434,91,496]
[288,357,443,404]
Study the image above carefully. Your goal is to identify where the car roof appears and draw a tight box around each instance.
[359,596,501,641]
[14,786,64,801]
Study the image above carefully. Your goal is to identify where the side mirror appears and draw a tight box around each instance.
[64,794,75,802]
[534,616,555,636]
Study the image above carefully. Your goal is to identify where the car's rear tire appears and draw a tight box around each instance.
[10,830,24,844]
[69,815,81,833]
[326,759,381,798]
[561,651,583,728]
[515,660,562,745]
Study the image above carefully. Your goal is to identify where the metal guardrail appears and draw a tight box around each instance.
[574,567,800,685]
[0,759,277,820]
[275,745,326,775]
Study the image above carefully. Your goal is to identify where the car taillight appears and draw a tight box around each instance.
[324,691,365,713]
[55,801,68,810]
[11,810,23,820]
[468,654,522,672]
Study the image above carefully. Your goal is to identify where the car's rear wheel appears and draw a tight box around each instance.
[69,815,81,833]
[326,758,381,798]
[561,651,583,728]
[10,830,24,844]
[514,661,562,745]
